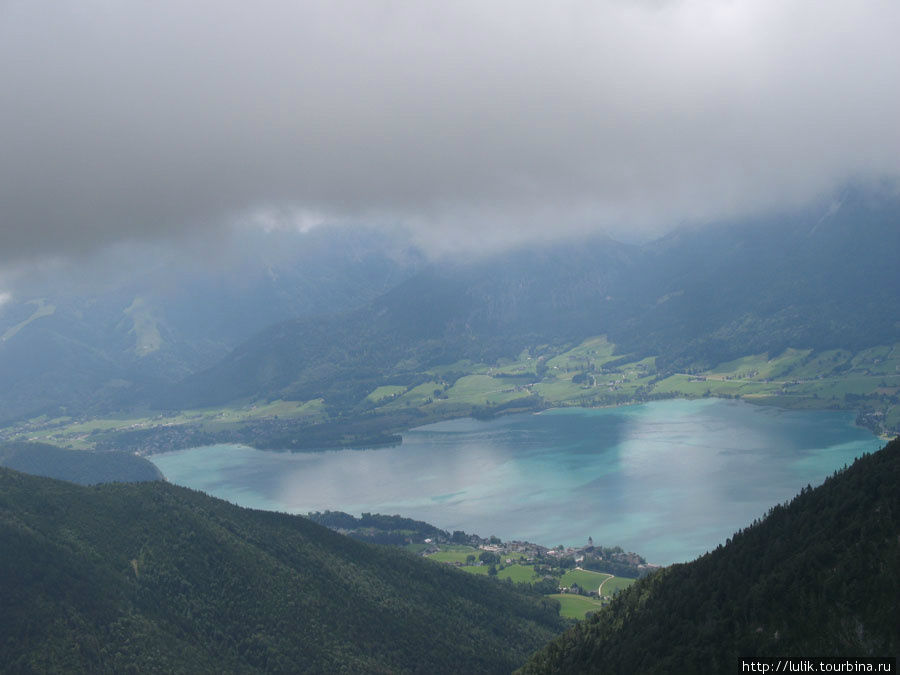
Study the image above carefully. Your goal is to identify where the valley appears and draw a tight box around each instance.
[2,4,899,669]
[6,336,897,455]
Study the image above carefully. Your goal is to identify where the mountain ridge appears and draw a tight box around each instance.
[169,190,900,410]
[0,465,566,673]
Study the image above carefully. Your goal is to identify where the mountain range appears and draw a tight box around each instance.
[171,188,900,410]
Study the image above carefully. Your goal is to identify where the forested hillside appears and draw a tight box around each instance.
[521,436,900,674]
[0,468,565,673]
[0,441,161,485]
[0,226,418,424]
[171,190,900,411]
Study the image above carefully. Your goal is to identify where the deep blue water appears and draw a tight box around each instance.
[150,399,881,564]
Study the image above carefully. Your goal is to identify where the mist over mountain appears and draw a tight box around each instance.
[2,188,895,423]
[0,226,421,422]
[169,188,900,410]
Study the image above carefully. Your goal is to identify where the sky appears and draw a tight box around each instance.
[2,0,899,264]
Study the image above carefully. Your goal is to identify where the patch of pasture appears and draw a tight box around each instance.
[443,375,526,406]
[366,385,407,403]
[385,381,443,407]
[560,569,612,593]
[496,564,539,584]
[548,593,605,619]
[599,575,636,597]
[426,545,479,564]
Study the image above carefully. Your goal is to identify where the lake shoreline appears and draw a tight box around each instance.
[150,399,881,565]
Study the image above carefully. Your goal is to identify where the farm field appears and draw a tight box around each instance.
[548,594,605,619]
[2,398,327,450]
[2,337,897,453]
[430,555,635,608]
[560,569,612,591]
[425,545,479,564]
[599,575,636,597]
[455,563,539,583]
[366,385,406,403]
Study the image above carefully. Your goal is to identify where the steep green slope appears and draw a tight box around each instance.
[521,437,900,674]
[0,468,565,673]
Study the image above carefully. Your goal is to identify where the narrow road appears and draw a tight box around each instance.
[597,574,614,596]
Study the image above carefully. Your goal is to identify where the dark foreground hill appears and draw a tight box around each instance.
[0,468,565,673]
[0,441,162,485]
[521,436,900,674]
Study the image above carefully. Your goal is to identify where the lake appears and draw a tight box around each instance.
[150,399,881,564]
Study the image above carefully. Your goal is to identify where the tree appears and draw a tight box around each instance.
[479,551,499,565]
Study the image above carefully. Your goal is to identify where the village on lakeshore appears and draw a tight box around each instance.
[307,510,659,618]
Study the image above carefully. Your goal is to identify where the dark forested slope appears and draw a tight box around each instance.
[521,436,900,674]
[0,468,565,673]
[0,441,162,485]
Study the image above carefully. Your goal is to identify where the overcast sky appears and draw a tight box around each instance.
[2,0,899,263]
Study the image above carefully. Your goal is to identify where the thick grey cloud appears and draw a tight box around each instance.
[2,0,899,261]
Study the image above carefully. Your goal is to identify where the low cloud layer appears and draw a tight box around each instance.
[2,0,899,261]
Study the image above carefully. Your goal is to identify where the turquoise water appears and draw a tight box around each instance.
[150,399,881,564]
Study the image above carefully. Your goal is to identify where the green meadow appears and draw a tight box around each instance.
[455,563,539,583]
[496,564,541,583]
[560,569,612,592]
[3,336,897,452]
[548,594,605,619]
[426,545,479,564]
[598,576,636,597]
[366,385,407,403]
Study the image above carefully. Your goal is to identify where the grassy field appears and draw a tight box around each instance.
[492,349,539,376]
[4,337,898,452]
[366,385,407,403]
[124,297,163,355]
[4,398,328,450]
[385,381,443,407]
[599,575,636,597]
[403,543,430,554]
[426,545,479,564]
[425,553,634,615]
[548,593,605,619]
[544,336,619,372]
[442,375,527,406]
[433,559,539,584]
[1,299,56,342]
[560,569,612,592]
[497,564,541,583]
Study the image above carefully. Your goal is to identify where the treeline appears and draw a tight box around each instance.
[306,510,450,545]
[0,441,161,485]
[581,558,648,579]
